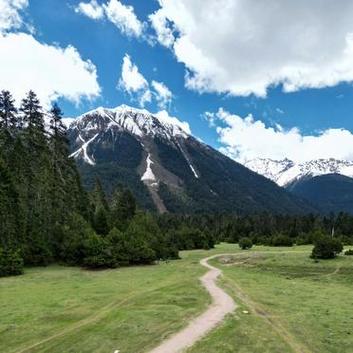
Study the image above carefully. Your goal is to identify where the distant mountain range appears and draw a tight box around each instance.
[245,158,353,213]
[66,105,314,214]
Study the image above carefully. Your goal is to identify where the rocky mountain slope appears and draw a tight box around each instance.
[66,106,315,214]
[290,174,353,213]
[245,158,353,187]
[245,158,353,213]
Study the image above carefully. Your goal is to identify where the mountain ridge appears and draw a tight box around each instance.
[244,157,353,187]
[66,105,316,214]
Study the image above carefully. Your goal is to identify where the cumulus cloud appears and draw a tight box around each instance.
[103,0,144,37]
[208,108,353,163]
[0,0,28,33]
[149,9,175,48]
[75,0,104,20]
[151,80,172,109]
[150,0,353,97]
[0,32,101,106]
[119,54,173,108]
[76,0,144,38]
[119,54,151,107]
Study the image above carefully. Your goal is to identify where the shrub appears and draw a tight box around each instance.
[311,236,343,259]
[239,237,253,250]
[0,247,24,277]
[296,234,312,245]
[83,233,118,269]
[60,213,96,265]
[270,234,294,247]
[345,249,353,256]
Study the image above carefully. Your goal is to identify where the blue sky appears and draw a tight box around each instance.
[3,0,353,162]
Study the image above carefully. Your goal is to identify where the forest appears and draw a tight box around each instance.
[1,90,352,277]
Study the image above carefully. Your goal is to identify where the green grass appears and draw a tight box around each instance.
[0,250,212,353]
[1,244,353,353]
[189,245,353,353]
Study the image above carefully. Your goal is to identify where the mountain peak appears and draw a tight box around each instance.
[70,104,191,140]
[245,157,353,186]
[66,110,314,214]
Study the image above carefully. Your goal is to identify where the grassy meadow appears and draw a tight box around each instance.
[189,246,353,353]
[1,244,353,353]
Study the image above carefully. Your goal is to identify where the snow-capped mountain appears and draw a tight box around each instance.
[66,105,315,214]
[245,158,353,187]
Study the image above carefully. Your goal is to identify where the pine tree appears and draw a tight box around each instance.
[0,157,19,248]
[0,91,18,163]
[110,188,136,231]
[0,90,17,131]
[90,179,110,235]
[92,178,109,211]
[20,91,52,264]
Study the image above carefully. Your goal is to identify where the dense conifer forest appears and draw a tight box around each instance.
[1,90,353,277]
[0,91,183,277]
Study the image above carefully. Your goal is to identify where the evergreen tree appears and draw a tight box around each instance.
[20,91,52,264]
[0,90,17,131]
[110,187,136,231]
[0,157,20,249]
[91,179,110,235]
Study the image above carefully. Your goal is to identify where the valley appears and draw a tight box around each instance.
[1,244,353,353]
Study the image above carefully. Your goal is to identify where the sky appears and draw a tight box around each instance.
[2,0,353,163]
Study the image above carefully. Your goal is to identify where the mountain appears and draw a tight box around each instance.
[289,174,353,213]
[245,158,353,213]
[66,105,315,214]
[245,158,353,187]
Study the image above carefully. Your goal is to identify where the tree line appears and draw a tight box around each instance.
[157,212,353,247]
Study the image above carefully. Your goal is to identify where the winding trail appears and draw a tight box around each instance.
[148,254,237,353]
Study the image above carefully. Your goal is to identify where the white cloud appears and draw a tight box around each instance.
[119,54,151,107]
[149,9,175,48]
[203,111,217,127]
[210,108,353,163]
[151,0,353,97]
[0,0,28,33]
[76,0,144,38]
[0,32,101,107]
[75,0,104,20]
[119,55,173,109]
[103,0,144,37]
[151,80,172,109]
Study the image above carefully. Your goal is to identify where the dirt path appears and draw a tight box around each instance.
[148,254,237,353]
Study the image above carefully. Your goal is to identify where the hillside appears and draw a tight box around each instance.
[245,158,353,187]
[245,158,353,213]
[289,173,353,213]
[67,106,315,214]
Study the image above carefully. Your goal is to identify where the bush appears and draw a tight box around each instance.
[239,237,253,250]
[345,249,353,256]
[296,234,312,245]
[0,247,24,277]
[270,234,294,247]
[60,213,96,265]
[311,236,343,259]
[83,233,118,269]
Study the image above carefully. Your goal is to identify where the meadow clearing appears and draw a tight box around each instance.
[1,244,353,353]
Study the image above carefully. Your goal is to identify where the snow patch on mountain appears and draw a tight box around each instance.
[245,158,353,186]
[141,153,156,182]
[70,104,191,140]
[69,133,98,165]
[62,117,76,128]
[175,140,199,178]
